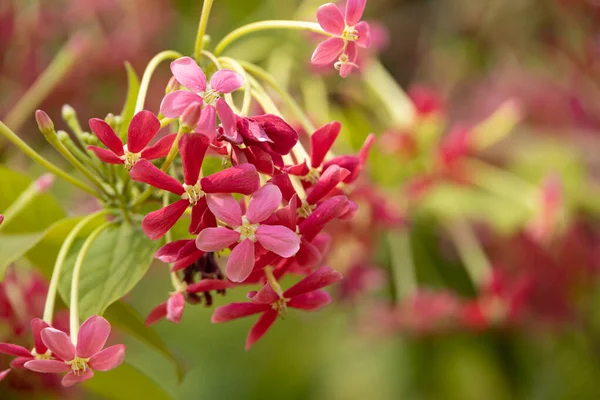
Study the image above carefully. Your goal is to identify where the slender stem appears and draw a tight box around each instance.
[0,121,100,197]
[43,210,109,324]
[446,219,492,287]
[159,117,176,128]
[194,0,215,62]
[215,21,332,56]
[135,50,183,114]
[264,266,284,297]
[217,56,251,115]
[387,229,417,302]
[0,178,49,234]
[70,221,112,343]
[3,37,81,132]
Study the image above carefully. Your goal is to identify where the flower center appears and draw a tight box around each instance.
[67,356,90,376]
[334,53,358,72]
[271,297,290,318]
[235,216,259,242]
[297,201,316,218]
[181,182,205,205]
[120,145,141,170]
[302,168,321,185]
[203,89,220,106]
[341,25,359,42]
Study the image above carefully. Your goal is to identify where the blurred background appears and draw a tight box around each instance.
[3,0,600,399]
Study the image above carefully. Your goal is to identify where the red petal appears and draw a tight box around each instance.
[187,279,236,293]
[141,133,177,160]
[127,110,160,153]
[245,310,278,350]
[130,159,184,195]
[269,173,296,202]
[201,164,259,195]
[25,359,70,373]
[211,302,270,322]
[251,284,280,305]
[87,146,123,164]
[62,369,94,387]
[155,240,189,263]
[283,266,343,298]
[299,195,349,241]
[306,165,350,205]
[0,369,9,382]
[288,290,332,310]
[142,200,189,240]
[88,118,124,156]
[167,293,185,324]
[180,133,210,185]
[250,114,299,155]
[41,328,75,361]
[310,121,340,168]
[0,343,32,358]
[145,302,168,326]
[76,316,110,359]
[316,3,345,35]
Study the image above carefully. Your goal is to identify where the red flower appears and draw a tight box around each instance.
[88,110,176,169]
[130,133,260,239]
[211,266,343,349]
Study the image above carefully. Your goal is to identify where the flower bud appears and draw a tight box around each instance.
[34,173,55,193]
[56,130,70,143]
[165,76,180,94]
[61,104,77,121]
[180,103,202,132]
[81,132,98,145]
[0,215,4,225]
[35,110,54,135]
[105,113,118,131]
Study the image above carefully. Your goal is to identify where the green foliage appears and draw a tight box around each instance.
[58,222,159,319]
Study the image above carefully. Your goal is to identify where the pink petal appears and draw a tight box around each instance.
[142,199,189,240]
[210,69,244,93]
[196,227,240,252]
[24,359,70,373]
[275,193,299,231]
[355,21,371,48]
[167,293,185,324]
[316,3,345,35]
[179,133,210,185]
[0,343,32,358]
[246,184,282,224]
[255,225,300,258]
[345,0,367,26]
[226,239,256,282]
[130,159,184,195]
[145,302,167,326]
[170,56,207,92]
[87,146,124,164]
[76,316,110,359]
[62,369,94,387]
[288,290,332,310]
[306,165,350,205]
[201,164,260,195]
[197,104,217,138]
[0,369,9,382]
[310,121,341,168]
[283,266,343,298]
[41,328,75,361]
[216,98,237,138]
[187,279,236,293]
[88,118,124,156]
[211,302,270,323]
[245,310,278,350]
[339,42,358,78]
[160,90,203,118]
[127,110,160,153]
[88,344,126,371]
[141,133,177,160]
[11,357,31,369]
[311,37,344,66]
[251,284,280,305]
[206,193,243,227]
[190,198,216,234]
[155,240,189,263]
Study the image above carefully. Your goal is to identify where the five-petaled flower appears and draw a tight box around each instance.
[196,184,301,283]
[211,266,343,349]
[88,110,176,170]
[312,0,371,77]
[24,316,125,387]
[161,57,244,137]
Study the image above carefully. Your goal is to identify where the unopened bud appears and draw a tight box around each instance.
[62,104,77,121]
[35,173,55,193]
[35,110,54,134]
[180,103,202,131]
[81,132,98,145]
[105,113,118,130]
[57,130,70,142]
[166,76,181,94]
[0,215,4,225]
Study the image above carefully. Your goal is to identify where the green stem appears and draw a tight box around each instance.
[216,56,251,115]
[215,21,331,56]
[0,177,51,234]
[388,230,417,302]
[70,221,113,343]
[135,50,183,114]
[3,37,81,132]
[0,121,100,197]
[43,210,109,324]
[446,219,492,287]
[194,0,215,62]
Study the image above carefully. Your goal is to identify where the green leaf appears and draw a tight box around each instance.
[0,232,44,279]
[119,62,141,139]
[84,362,174,400]
[105,301,189,382]
[58,222,159,319]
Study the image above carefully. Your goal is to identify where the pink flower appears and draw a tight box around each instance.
[24,316,125,387]
[130,133,260,239]
[196,184,301,282]
[312,0,371,77]
[211,266,343,349]
[146,279,236,326]
[87,110,176,170]
[161,57,243,137]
